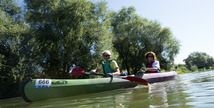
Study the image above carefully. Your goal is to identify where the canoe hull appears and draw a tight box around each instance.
[20,78,137,102]
[20,71,177,102]
[143,71,177,83]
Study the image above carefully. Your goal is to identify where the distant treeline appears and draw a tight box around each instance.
[174,52,214,73]
[1,0,191,99]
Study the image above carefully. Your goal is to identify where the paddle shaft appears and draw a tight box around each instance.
[85,72,148,85]
[73,68,148,85]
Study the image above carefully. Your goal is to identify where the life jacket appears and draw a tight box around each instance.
[102,59,115,74]
[145,61,159,73]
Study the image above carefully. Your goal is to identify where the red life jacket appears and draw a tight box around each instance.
[145,61,156,73]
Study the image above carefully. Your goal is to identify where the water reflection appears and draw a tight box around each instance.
[147,81,194,108]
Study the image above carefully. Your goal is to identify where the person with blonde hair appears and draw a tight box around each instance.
[92,50,120,76]
[140,51,161,73]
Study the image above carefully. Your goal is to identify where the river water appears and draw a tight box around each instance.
[0,70,214,108]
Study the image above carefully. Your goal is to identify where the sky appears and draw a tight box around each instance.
[17,0,214,64]
[104,0,214,64]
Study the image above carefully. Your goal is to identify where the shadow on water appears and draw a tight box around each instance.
[1,71,214,108]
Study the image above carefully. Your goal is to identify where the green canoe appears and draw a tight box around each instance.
[20,71,177,102]
[20,77,137,102]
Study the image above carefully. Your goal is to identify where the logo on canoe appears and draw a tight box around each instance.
[52,81,68,85]
[35,79,52,88]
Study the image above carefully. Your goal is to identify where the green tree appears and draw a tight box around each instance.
[0,0,22,21]
[111,7,144,74]
[151,27,180,70]
[173,64,189,73]
[24,0,113,78]
[111,7,180,74]
[0,0,29,98]
[184,52,214,70]
[190,65,198,72]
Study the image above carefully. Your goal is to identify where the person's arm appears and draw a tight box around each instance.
[147,61,160,72]
[110,60,120,76]
[140,63,147,72]
[140,61,160,72]
[94,69,102,73]
[91,65,103,73]
[140,68,146,72]
[146,67,158,72]
[113,67,120,76]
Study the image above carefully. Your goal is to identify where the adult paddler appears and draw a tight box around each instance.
[91,50,120,76]
[140,51,161,73]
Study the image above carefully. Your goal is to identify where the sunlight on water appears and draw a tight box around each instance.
[1,70,214,108]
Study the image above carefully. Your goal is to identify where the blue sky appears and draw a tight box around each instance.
[105,0,214,64]
[17,0,214,64]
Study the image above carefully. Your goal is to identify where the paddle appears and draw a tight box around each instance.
[71,68,148,85]
[70,68,84,76]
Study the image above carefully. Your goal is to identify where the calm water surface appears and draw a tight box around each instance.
[0,70,214,108]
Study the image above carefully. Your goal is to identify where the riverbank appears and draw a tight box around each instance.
[176,68,214,74]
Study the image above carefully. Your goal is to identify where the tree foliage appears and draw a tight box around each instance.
[0,0,28,98]
[184,52,214,70]
[24,0,114,78]
[111,7,180,74]
[173,64,189,73]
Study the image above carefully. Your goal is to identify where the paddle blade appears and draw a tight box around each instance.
[71,68,85,76]
[124,76,148,85]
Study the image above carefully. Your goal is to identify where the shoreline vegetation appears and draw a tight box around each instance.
[173,66,214,74]
[176,68,214,74]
